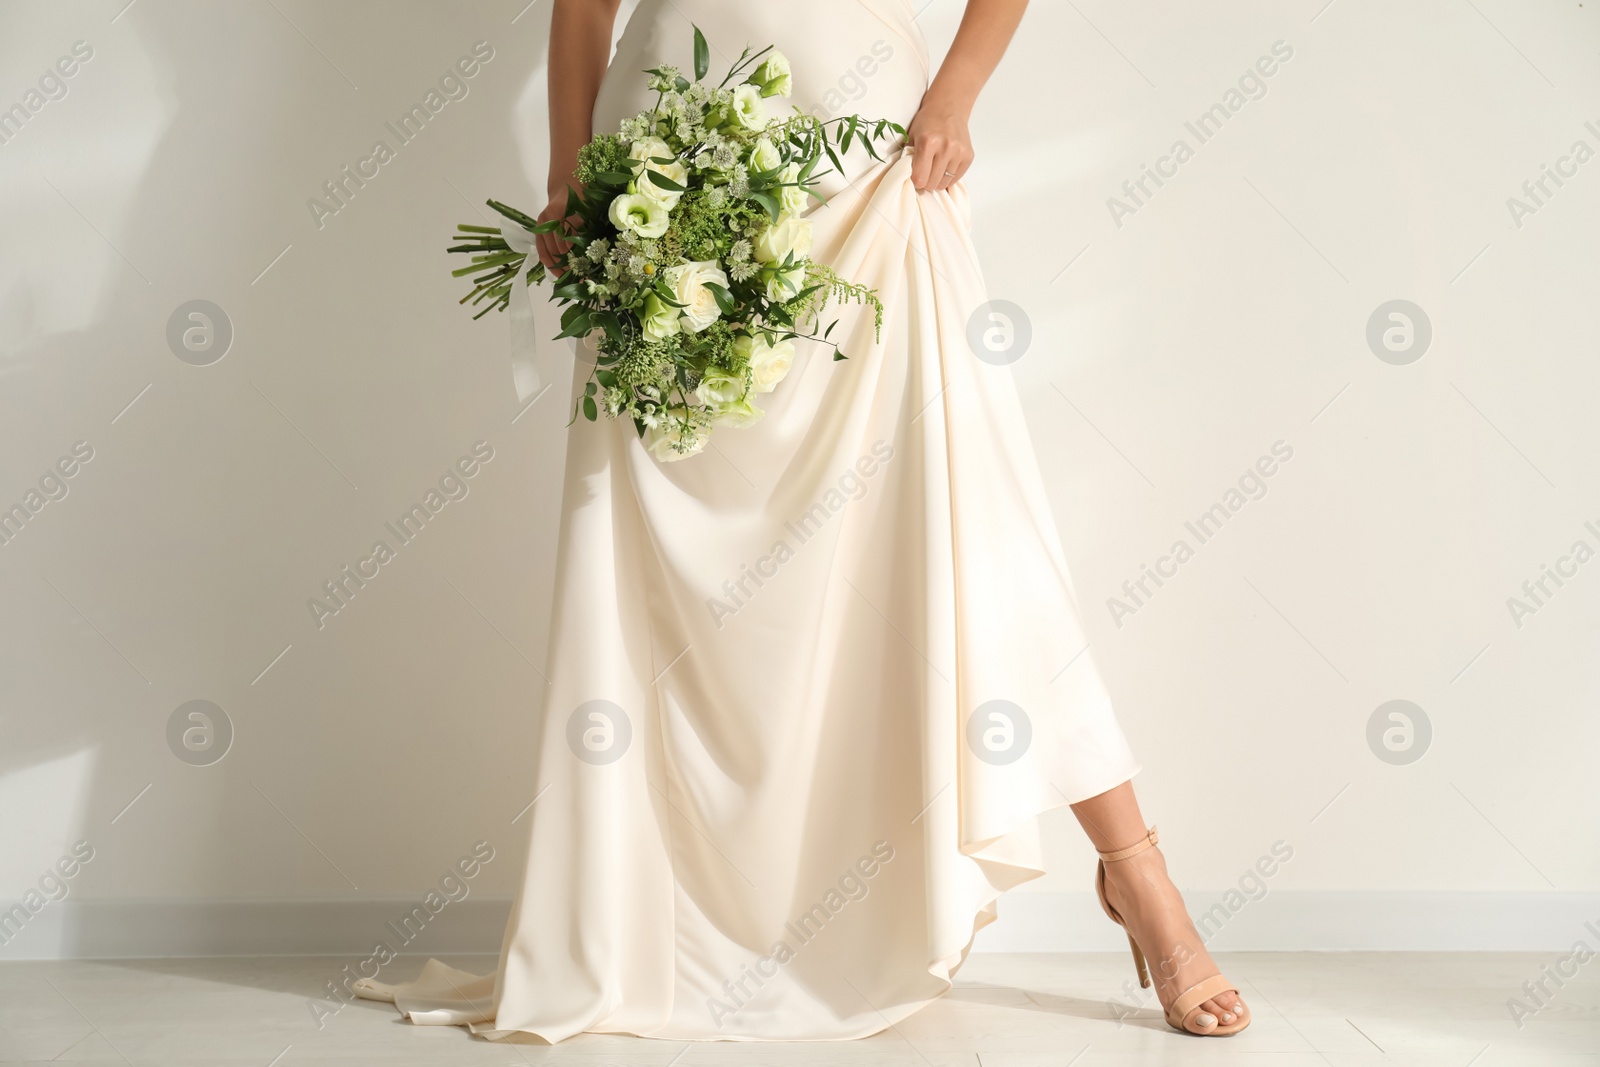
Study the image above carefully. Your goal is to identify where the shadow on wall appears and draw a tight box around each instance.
[0,0,569,963]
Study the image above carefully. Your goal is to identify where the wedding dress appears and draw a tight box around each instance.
[354,0,1139,1042]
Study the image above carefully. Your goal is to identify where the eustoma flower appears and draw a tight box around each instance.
[609,192,670,238]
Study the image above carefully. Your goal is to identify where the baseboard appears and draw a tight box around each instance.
[3,891,1596,960]
[974,890,1600,953]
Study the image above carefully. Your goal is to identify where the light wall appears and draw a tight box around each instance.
[1,0,1595,959]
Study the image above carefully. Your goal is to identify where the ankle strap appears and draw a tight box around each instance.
[1098,826,1159,863]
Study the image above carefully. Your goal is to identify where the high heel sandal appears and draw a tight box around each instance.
[1094,826,1250,1036]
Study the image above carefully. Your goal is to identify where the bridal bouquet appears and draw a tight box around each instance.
[448,27,903,460]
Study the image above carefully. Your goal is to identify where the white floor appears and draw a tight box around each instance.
[0,953,1594,1066]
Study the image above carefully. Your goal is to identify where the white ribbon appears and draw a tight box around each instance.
[499,220,573,404]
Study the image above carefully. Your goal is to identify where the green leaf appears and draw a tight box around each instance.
[822,139,844,178]
[593,309,624,342]
[595,169,634,185]
[693,25,710,80]
[749,190,781,220]
[596,369,618,388]
[644,168,685,192]
[583,395,598,421]
[585,381,597,395]
[833,350,848,361]
[705,282,736,316]
[823,319,838,340]
[556,305,592,339]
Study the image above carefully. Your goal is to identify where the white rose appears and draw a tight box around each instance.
[735,334,796,393]
[753,214,813,265]
[713,397,765,427]
[730,83,767,129]
[609,192,670,238]
[777,162,806,214]
[764,264,806,302]
[629,136,688,208]
[644,413,707,462]
[665,259,729,333]
[749,136,781,173]
[694,365,746,407]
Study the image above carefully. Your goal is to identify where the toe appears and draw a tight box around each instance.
[1187,1007,1219,1034]
[1201,995,1243,1025]
[1214,990,1241,1014]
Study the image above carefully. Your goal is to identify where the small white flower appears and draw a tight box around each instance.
[644,413,707,462]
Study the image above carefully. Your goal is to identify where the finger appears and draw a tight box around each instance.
[537,232,562,275]
[908,137,937,191]
[929,146,957,192]
[946,150,973,189]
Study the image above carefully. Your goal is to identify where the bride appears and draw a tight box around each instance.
[355,0,1249,1041]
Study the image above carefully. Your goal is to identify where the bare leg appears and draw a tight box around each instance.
[1071,781,1246,1032]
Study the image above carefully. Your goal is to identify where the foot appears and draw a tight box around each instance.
[1100,844,1248,1034]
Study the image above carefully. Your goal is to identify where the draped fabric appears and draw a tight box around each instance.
[354,0,1139,1041]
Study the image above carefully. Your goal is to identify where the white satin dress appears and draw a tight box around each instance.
[354,0,1139,1042]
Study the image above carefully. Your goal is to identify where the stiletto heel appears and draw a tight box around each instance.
[1094,826,1249,1036]
[1125,931,1150,988]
